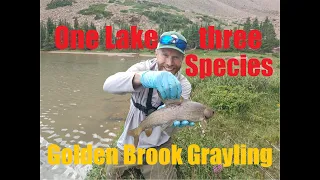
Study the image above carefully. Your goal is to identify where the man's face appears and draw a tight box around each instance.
[156,48,184,75]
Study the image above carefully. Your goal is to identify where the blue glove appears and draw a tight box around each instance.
[157,104,195,127]
[140,71,182,99]
[173,120,195,127]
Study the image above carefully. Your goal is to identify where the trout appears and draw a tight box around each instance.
[127,98,214,147]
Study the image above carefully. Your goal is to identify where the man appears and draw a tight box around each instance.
[103,31,192,179]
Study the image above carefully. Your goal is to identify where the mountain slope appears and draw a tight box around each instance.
[40,0,280,36]
[147,0,279,18]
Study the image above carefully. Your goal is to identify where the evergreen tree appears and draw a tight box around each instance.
[99,23,106,50]
[260,16,279,52]
[89,22,96,30]
[182,23,201,50]
[81,20,89,32]
[261,16,270,39]
[251,17,260,30]
[73,17,79,29]
[259,21,263,30]
[243,17,253,52]
[243,17,251,33]
[216,23,222,30]
[40,21,47,49]
[46,17,55,37]
[43,18,56,50]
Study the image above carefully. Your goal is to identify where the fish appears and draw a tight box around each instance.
[127,98,214,148]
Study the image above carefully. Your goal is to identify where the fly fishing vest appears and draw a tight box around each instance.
[131,88,164,116]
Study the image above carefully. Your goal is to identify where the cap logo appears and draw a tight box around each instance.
[171,35,178,43]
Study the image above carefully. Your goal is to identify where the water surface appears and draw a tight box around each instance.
[40,52,145,149]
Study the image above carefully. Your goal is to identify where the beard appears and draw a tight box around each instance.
[158,64,178,75]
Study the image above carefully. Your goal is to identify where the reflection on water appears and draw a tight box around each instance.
[40,52,144,149]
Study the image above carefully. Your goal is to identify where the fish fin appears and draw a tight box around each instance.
[127,128,136,137]
[128,127,141,147]
[145,128,153,137]
[156,90,183,107]
[133,137,139,147]
[199,119,208,135]
[162,99,182,107]
[182,97,191,102]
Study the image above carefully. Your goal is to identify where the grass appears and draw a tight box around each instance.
[85,49,280,179]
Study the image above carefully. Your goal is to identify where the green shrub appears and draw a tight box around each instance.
[78,4,113,20]
[120,9,128,13]
[46,0,75,10]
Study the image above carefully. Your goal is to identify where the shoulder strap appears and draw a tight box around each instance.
[146,88,154,111]
[131,88,164,116]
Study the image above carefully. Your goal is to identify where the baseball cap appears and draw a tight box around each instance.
[157,31,188,55]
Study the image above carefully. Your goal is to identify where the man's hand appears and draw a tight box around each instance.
[157,104,194,127]
[140,71,182,99]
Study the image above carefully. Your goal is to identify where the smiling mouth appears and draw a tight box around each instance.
[164,67,174,71]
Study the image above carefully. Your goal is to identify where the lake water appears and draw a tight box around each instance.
[40,52,146,149]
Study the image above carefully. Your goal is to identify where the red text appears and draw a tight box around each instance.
[199,26,262,50]
[185,54,273,78]
[54,25,158,50]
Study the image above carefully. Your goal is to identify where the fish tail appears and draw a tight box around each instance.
[127,127,141,147]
